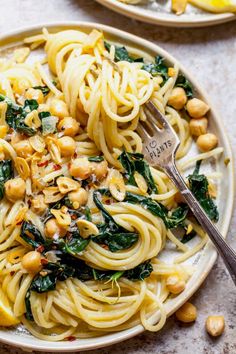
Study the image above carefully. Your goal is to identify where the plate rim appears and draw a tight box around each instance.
[0,21,234,352]
[95,0,236,28]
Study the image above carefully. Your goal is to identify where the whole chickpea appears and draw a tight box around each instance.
[206,316,225,337]
[5,178,26,202]
[21,251,42,274]
[189,117,208,137]
[196,133,218,152]
[176,302,197,323]
[168,87,187,110]
[186,98,210,118]
[58,136,76,157]
[14,140,34,158]
[69,157,93,179]
[44,218,67,239]
[58,117,80,137]
[68,187,88,208]
[25,88,44,104]
[92,160,108,180]
[50,99,69,119]
[31,195,48,215]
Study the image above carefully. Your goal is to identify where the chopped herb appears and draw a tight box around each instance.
[118,151,157,193]
[188,161,219,222]
[84,206,92,221]
[0,160,13,199]
[88,156,104,162]
[175,74,193,98]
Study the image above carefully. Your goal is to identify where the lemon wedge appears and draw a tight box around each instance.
[189,0,236,13]
[0,288,19,327]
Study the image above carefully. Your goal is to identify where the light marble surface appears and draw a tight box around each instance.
[0,1,236,353]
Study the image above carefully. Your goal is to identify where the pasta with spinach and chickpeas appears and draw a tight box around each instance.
[0,28,222,341]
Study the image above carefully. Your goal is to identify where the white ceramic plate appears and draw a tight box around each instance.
[95,0,236,27]
[0,22,234,352]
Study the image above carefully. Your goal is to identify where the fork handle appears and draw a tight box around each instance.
[165,162,236,285]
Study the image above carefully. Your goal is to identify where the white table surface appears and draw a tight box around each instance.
[0,1,236,353]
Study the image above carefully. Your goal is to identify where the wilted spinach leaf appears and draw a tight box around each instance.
[125,261,153,281]
[142,56,169,83]
[92,190,139,252]
[188,161,219,222]
[125,192,188,229]
[59,229,91,255]
[118,151,157,193]
[0,94,38,136]
[181,230,196,244]
[0,160,13,199]
[175,74,193,98]
[20,221,45,249]
[104,41,143,63]
[33,85,50,96]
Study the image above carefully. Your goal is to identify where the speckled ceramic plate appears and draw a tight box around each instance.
[95,0,236,27]
[0,22,234,352]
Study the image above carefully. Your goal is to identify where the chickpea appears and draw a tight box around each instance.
[166,275,186,295]
[196,133,218,152]
[206,316,225,337]
[58,117,80,137]
[21,251,42,274]
[189,117,208,137]
[14,140,34,158]
[31,195,48,215]
[50,99,69,119]
[12,78,31,95]
[168,87,187,110]
[69,157,92,179]
[5,178,26,202]
[25,88,44,104]
[68,187,88,208]
[186,98,210,118]
[92,160,108,180]
[44,218,67,239]
[175,302,197,323]
[58,136,76,157]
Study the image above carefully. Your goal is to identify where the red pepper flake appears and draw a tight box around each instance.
[37,160,49,167]
[41,258,48,265]
[10,271,15,276]
[53,164,61,171]
[66,336,76,342]
[71,214,77,220]
[68,162,71,169]
[102,244,109,250]
[36,245,45,253]
[105,199,111,205]
[16,220,23,226]
[73,152,77,158]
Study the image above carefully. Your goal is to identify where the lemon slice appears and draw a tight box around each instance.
[0,289,19,327]
[189,0,236,13]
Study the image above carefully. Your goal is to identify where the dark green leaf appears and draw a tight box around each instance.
[59,230,91,255]
[104,41,143,63]
[142,56,169,83]
[118,151,157,193]
[188,162,219,222]
[0,160,13,199]
[93,232,138,252]
[84,206,92,221]
[88,156,104,162]
[125,192,188,229]
[23,99,39,112]
[125,261,153,281]
[181,230,197,244]
[33,85,50,96]
[175,74,193,98]
[38,111,51,119]
[25,290,33,321]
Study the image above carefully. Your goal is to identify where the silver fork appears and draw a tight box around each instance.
[137,100,236,285]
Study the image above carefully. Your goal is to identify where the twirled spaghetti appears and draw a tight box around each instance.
[0,28,222,341]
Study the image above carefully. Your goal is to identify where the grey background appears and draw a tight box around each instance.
[0,1,236,353]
